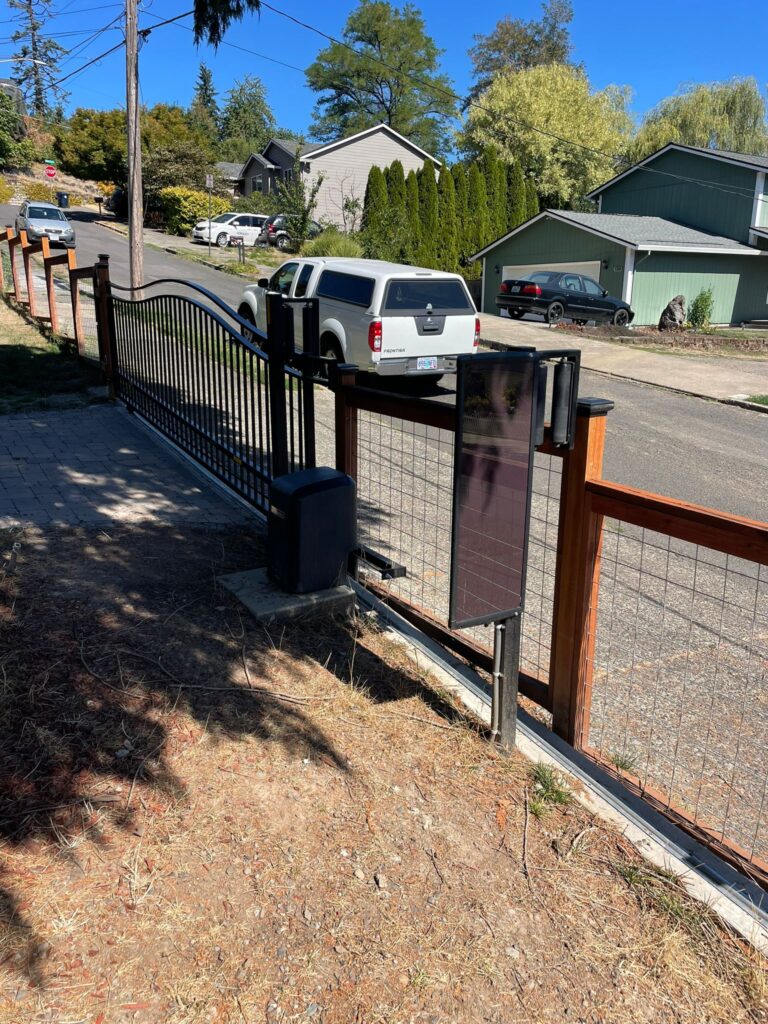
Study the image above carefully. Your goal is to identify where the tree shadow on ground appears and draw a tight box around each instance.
[0,519,469,986]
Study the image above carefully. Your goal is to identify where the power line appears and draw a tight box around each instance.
[0,3,123,24]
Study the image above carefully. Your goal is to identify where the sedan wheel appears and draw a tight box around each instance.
[613,308,630,327]
[216,232,229,248]
[546,301,565,325]
[508,309,525,320]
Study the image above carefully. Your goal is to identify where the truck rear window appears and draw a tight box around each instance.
[316,270,374,307]
[383,279,473,313]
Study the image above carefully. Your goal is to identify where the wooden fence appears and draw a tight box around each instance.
[0,226,93,355]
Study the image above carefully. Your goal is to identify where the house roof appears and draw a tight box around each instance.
[297,123,442,167]
[586,143,768,199]
[471,210,763,261]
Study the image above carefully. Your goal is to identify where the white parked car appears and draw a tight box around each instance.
[237,257,480,382]
[191,212,267,247]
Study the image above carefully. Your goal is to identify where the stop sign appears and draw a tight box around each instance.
[45,165,56,179]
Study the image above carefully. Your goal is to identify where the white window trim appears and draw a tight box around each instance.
[621,247,635,305]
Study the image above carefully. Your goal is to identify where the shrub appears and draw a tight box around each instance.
[24,182,57,201]
[0,177,13,204]
[158,186,230,235]
[302,228,362,258]
[687,286,714,330]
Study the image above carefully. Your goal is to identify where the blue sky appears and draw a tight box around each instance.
[0,0,766,140]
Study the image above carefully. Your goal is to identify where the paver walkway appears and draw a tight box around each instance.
[0,404,250,528]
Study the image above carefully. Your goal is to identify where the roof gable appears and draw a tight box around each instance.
[587,143,767,199]
[300,123,441,167]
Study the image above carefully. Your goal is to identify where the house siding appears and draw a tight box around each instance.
[599,150,758,244]
[632,253,768,325]
[479,217,626,314]
[306,128,432,227]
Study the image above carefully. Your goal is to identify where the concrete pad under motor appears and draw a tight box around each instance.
[218,567,354,624]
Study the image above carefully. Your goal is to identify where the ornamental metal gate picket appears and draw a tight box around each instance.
[93,256,318,515]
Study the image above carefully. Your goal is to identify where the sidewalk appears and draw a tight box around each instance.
[479,313,768,403]
[0,404,249,528]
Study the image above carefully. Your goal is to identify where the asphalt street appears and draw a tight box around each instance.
[4,205,767,521]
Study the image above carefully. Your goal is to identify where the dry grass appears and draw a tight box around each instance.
[0,522,765,1023]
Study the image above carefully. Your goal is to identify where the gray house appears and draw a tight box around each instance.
[235,124,441,228]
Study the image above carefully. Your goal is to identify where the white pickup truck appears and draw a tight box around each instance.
[237,257,480,382]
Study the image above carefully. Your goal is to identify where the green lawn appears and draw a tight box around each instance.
[0,301,101,413]
[747,394,768,405]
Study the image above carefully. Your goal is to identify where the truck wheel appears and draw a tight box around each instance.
[276,235,291,251]
[319,335,343,381]
[237,305,259,344]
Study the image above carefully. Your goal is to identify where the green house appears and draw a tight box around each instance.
[472,144,768,326]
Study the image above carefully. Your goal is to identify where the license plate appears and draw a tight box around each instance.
[417,357,438,371]
[511,285,521,293]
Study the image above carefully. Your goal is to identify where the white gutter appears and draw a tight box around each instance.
[621,246,635,304]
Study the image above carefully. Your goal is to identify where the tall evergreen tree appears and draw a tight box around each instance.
[189,63,219,136]
[10,0,68,119]
[218,75,276,158]
[466,164,489,279]
[481,147,507,243]
[404,169,421,261]
[416,162,438,268]
[436,168,458,272]
[451,164,469,265]
[385,160,407,259]
[525,177,540,219]
[507,160,527,229]
[362,165,388,234]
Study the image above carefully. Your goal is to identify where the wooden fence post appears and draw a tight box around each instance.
[41,237,60,335]
[334,365,359,480]
[549,398,614,747]
[68,249,85,356]
[7,230,22,304]
[20,230,37,317]
[94,254,116,397]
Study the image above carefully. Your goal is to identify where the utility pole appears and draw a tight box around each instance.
[125,0,143,289]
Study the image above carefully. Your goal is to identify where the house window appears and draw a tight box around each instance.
[252,175,263,194]
[283,167,293,184]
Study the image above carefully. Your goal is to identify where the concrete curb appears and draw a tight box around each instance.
[481,338,768,414]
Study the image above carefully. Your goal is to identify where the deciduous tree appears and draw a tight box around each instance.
[305,0,456,155]
[627,78,768,163]
[465,64,631,207]
[467,0,574,105]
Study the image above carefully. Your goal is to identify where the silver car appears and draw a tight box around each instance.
[15,200,75,248]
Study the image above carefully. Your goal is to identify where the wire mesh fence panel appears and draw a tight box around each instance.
[587,520,768,869]
[27,252,51,322]
[354,406,563,684]
[9,246,27,303]
[77,279,100,361]
[0,244,12,294]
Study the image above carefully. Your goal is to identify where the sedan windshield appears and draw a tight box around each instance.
[28,207,65,221]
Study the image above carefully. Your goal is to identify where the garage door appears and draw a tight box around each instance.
[502,260,602,282]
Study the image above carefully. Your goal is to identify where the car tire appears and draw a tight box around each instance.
[237,305,259,345]
[546,301,565,325]
[612,308,630,327]
[508,309,525,320]
[276,235,291,251]
[215,232,229,248]
[319,335,343,381]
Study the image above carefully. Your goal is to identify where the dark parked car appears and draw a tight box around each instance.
[496,270,634,326]
[258,213,322,251]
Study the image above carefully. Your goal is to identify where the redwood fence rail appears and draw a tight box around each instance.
[333,369,768,885]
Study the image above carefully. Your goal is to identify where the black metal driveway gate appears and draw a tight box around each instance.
[93,255,318,515]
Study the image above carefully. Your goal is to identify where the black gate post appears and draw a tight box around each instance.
[266,291,290,479]
[93,253,118,399]
[300,299,319,469]
[495,612,521,749]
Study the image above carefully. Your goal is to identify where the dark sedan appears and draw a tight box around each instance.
[496,270,634,326]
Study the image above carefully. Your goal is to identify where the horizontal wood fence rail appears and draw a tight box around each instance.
[587,479,768,564]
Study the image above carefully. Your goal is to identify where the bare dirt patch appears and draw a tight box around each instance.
[0,524,765,1023]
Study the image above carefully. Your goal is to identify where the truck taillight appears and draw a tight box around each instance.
[368,320,382,352]
[474,317,480,347]
[522,283,542,296]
